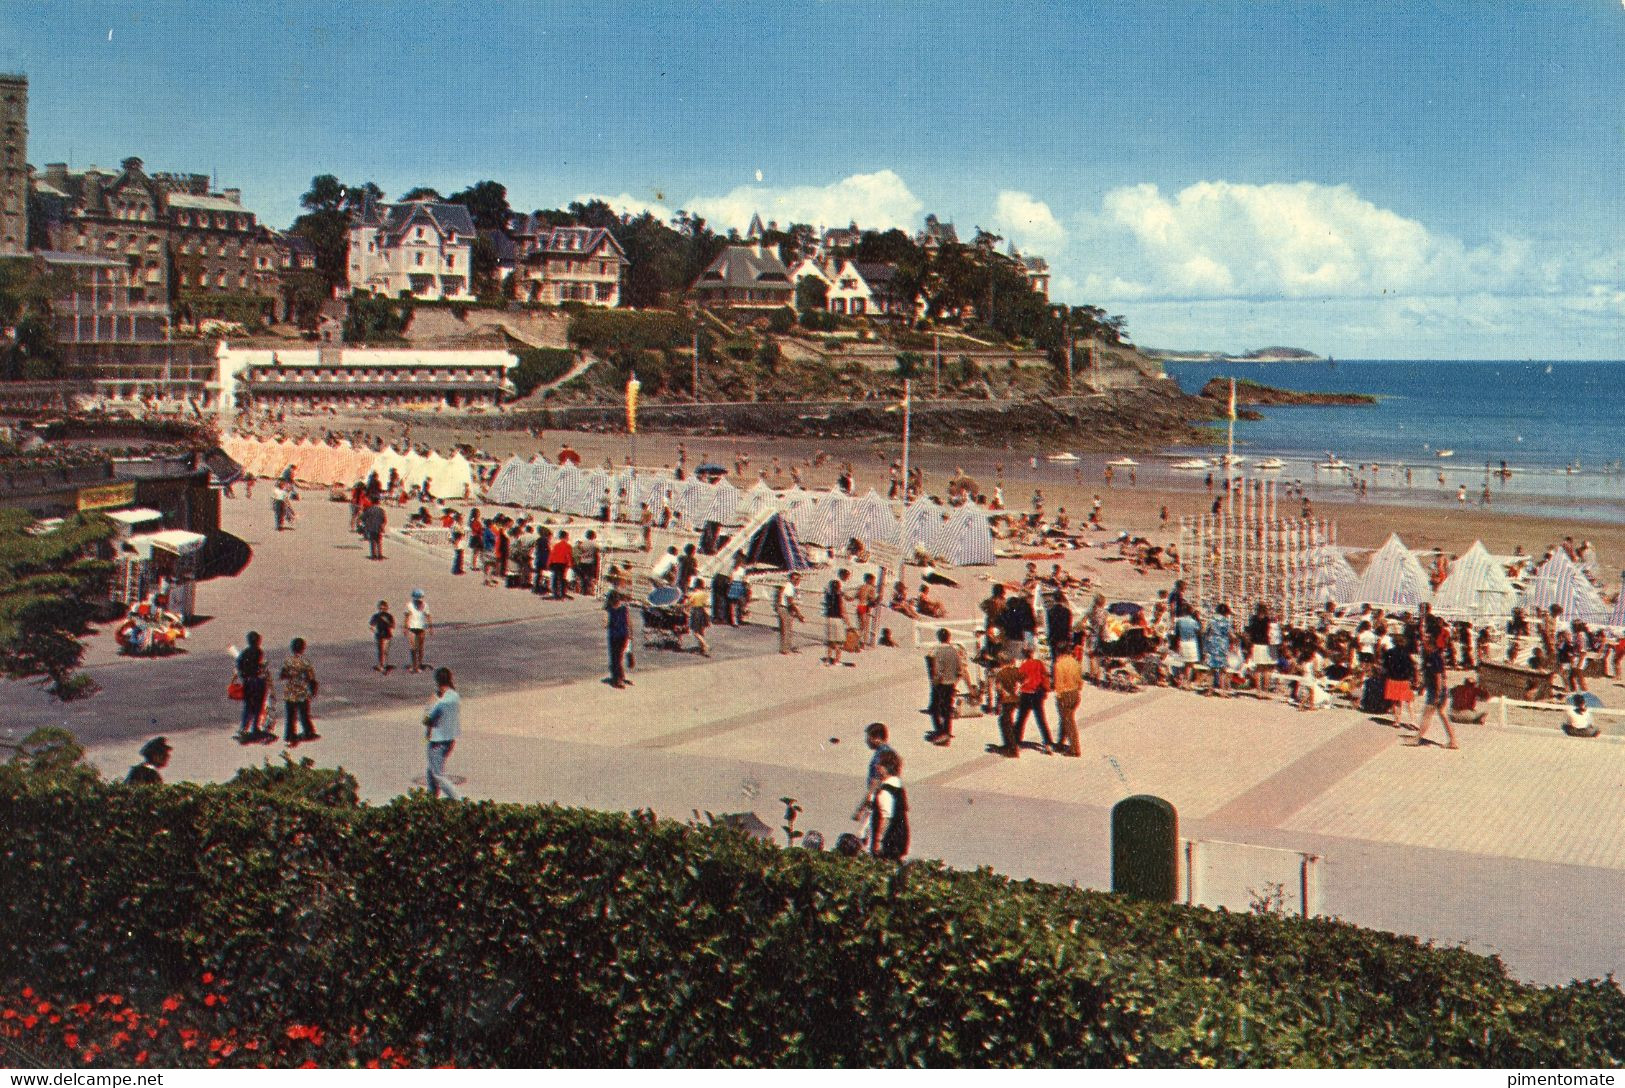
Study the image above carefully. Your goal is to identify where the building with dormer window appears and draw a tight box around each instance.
[507,217,625,306]
[347,198,475,301]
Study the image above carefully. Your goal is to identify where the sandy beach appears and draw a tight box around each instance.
[363,414,1625,579]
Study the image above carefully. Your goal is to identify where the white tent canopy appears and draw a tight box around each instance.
[1432,541,1518,621]
[1353,534,1432,610]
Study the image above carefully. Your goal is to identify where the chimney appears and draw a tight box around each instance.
[223,188,241,205]
[45,163,67,187]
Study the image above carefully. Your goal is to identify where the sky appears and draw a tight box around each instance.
[3,0,1624,358]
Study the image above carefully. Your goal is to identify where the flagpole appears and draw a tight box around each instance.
[901,378,912,503]
[1227,377,1236,477]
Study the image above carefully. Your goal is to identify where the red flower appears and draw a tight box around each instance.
[204,994,219,1007]
[134,1051,148,1065]
[110,1032,131,1049]
[70,1002,92,1017]
[21,1015,38,1030]
[201,973,215,985]
[36,1002,51,1015]
[299,1061,318,1069]
[161,996,181,1013]
[63,1031,80,1049]
[20,987,33,1000]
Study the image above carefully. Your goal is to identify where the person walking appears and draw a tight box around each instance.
[777,572,804,655]
[549,531,574,600]
[1412,617,1457,748]
[359,500,386,560]
[1012,643,1056,753]
[867,749,909,861]
[1053,637,1084,756]
[369,600,395,673]
[822,577,848,666]
[271,481,289,532]
[851,722,895,823]
[727,556,750,625]
[575,530,600,596]
[855,572,879,646]
[278,637,319,745]
[235,630,271,742]
[606,590,632,688]
[404,589,431,674]
[532,526,551,595]
[924,628,963,745]
[1382,630,1418,730]
[423,666,462,800]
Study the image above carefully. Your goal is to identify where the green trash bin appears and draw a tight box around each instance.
[1112,794,1179,902]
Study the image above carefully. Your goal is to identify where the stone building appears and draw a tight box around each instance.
[506,217,625,306]
[0,74,26,256]
[32,158,171,301]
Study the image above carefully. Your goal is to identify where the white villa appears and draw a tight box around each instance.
[347,199,476,301]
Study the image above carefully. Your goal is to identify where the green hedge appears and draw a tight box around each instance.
[2,778,1623,1067]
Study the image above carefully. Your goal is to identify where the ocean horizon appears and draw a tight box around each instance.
[1162,359,1625,522]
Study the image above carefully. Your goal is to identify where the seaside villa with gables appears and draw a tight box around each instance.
[506,216,626,307]
[347,198,476,302]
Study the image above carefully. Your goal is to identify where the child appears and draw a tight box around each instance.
[369,600,395,673]
[450,529,466,575]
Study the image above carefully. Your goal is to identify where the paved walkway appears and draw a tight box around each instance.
[15,491,1625,985]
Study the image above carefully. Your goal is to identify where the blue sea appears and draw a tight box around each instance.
[1161,359,1625,522]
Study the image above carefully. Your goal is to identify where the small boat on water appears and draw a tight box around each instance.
[1435,449,1454,458]
[1106,457,1138,467]
[1316,457,1351,471]
[1171,458,1210,470]
[1253,457,1285,470]
[1046,452,1080,463]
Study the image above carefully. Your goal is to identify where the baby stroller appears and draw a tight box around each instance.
[1096,626,1158,692]
[641,585,691,651]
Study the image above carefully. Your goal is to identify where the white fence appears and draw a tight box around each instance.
[1184,839,1323,918]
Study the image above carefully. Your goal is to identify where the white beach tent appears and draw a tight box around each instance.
[370,447,406,485]
[400,451,431,489]
[901,499,942,553]
[1431,541,1518,621]
[703,478,742,525]
[1519,550,1607,623]
[1353,534,1433,610]
[1305,546,1361,607]
[849,490,902,549]
[739,479,778,519]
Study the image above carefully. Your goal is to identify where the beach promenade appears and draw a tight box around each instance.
[23,488,1625,987]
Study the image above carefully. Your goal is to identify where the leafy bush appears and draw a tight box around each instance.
[508,348,576,398]
[343,293,414,344]
[4,773,1625,1067]
[227,754,360,809]
[567,309,691,355]
[895,351,924,379]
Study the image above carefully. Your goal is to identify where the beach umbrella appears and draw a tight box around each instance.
[1353,534,1432,610]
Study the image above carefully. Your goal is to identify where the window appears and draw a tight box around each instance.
[415,227,424,240]
[446,254,455,268]
[415,252,424,266]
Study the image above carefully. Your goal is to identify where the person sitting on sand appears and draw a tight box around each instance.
[915,584,947,619]
[1563,693,1600,738]
[889,580,919,619]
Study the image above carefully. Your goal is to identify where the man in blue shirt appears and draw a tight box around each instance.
[423,666,462,799]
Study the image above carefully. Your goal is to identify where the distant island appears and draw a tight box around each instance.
[1199,377,1374,407]
[1148,346,1324,363]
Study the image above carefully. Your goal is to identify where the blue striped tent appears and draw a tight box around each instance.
[796,494,856,548]
[901,499,940,553]
[1519,550,1607,623]
[486,456,525,504]
[1431,541,1517,621]
[937,508,996,566]
[1353,534,1433,610]
[849,491,902,548]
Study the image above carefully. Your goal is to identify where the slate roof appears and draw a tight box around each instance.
[528,226,624,259]
[853,261,898,288]
[379,201,476,243]
[695,246,793,289]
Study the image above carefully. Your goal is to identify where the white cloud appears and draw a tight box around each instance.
[1071,180,1526,301]
[990,190,1066,253]
[573,192,675,222]
[684,169,923,233]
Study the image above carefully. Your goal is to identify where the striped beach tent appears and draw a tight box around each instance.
[1305,546,1360,606]
[553,463,585,513]
[1519,550,1607,623]
[703,478,742,525]
[739,479,777,518]
[1431,541,1518,621]
[934,508,996,566]
[1603,587,1625,629]
[901,499,941,553]
[848,491,902,548]
[793,494,852,548]
[1353,534,1432,610]
[487,456,525,503]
